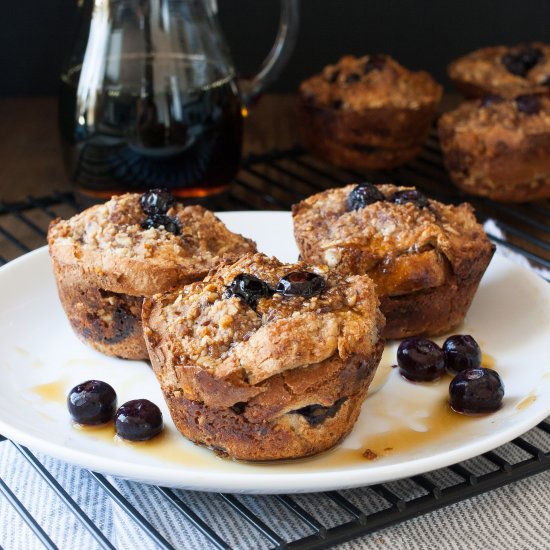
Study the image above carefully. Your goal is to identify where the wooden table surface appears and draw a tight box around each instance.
[0,94,299,202]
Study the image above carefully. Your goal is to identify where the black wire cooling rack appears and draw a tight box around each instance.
[0,134,549,549]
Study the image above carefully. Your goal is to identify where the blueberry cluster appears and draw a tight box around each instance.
[501,44,544,77]
[224,271,326,307]
[396,334,504,414]
[140,188,181,235]
[68,380,163,441]
[347,183,429,211]
[481,93,541,116]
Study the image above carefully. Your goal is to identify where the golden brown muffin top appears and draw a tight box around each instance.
[299,54,442,110]
[438,94,550,134]
[48,193,256,295]
[143,252,384,385]
[292,183,492,290]
[448,42,550,97]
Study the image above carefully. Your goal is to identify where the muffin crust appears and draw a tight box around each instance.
[143,253,385,461]
[438,95,550,202]
[292,184,495,338]
[48,193,256,359]
[299,55,442,169]
[449,43,550,98]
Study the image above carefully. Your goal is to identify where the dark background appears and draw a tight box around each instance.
[2,0,550,97]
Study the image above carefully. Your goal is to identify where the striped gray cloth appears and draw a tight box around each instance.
[1,439,549,550]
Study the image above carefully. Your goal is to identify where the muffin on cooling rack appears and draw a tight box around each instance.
[438,94,550,202]
[48,190,256,360]
[448,42,550,98]
[292,183,494,339]
[299,54,442,170]
[142,252,385,461]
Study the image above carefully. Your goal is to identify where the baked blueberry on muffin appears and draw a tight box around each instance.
[48,190,256,360]
[142,253,385,461]
[299,54,442,170]
[292,183,494,339]
[448,43,550,98]
[438,94,550,202]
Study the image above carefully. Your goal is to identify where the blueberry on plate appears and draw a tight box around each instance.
[397,337,445,382]
[443,334,482,375]
[67,380,117,425]
[449,368,504,414]
[115,399,163,441]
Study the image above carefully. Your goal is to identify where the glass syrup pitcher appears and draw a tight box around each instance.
[58,0,299,199]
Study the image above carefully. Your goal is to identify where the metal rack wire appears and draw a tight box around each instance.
[0,135,549,549]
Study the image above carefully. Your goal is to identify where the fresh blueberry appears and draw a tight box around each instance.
[140,188,176,215]
[67,380,117,425]
[397,337,445,382]
[502,45,543,77]
[390,189,429,208]
[141,214,181,235]
[225,274,273,307]
[515,94,541,115]
[347,183,385,211]
[501,53,527,77]
[443,335,482,375]
[115,399,163,441]
[276,271,326,298]
[449,368,504,414]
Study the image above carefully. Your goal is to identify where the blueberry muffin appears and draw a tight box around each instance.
[438,94,550,202]
[48,190,256,360]
[299,54,442,170]
[448,43,550,98]
[142,253,385,461]
[292,183,494,339]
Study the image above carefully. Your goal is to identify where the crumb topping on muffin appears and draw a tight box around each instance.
[49,193,255,266]
[439,94,550,133]
[437,95,550,202]
[144,253,383,385]
[292,183,484,278]
[449,43,550,97]
[300,54,442,110]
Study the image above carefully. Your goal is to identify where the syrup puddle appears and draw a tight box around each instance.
[28,359,503,472]
[73,423,207,467]
[31,379,68,403]
[516,394,536,410]
[358,400,472,459]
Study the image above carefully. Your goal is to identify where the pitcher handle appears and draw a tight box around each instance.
[211,0,300,107]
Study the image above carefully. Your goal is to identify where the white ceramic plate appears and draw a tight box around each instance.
[1,211,550,494]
